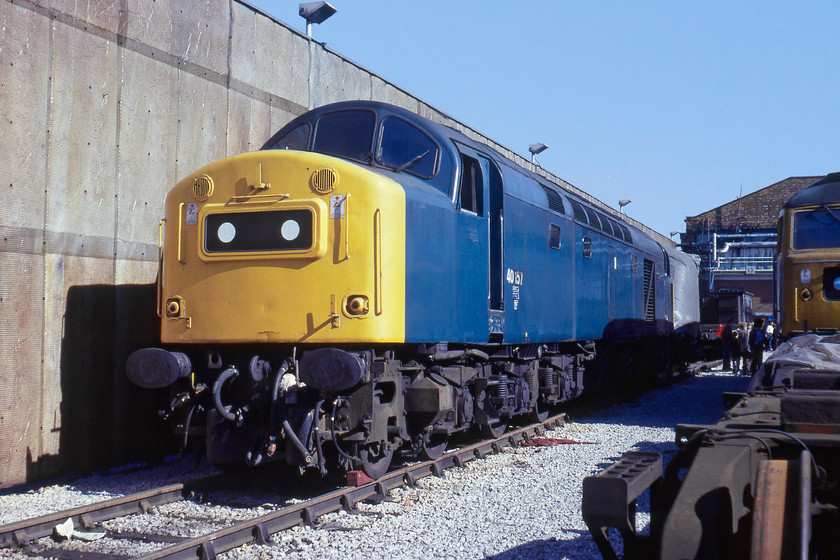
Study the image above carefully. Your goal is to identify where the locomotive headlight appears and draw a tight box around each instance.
[217,222,236,243]
[166,298,182,317]
[801,289,813,301]
[345,295,369,316]
[280,219,301,241]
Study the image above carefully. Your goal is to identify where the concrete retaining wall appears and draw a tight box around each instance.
[0,0,667,488]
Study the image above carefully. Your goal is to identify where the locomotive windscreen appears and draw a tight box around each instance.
[793,206,840,250]
[204,209,313,253]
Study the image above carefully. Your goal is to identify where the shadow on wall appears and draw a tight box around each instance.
[27,283,176,482]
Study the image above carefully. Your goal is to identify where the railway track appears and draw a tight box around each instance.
[1,415,565,559]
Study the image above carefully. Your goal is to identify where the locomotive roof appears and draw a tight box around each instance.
[264,100,661,251]
[785,172,840,208]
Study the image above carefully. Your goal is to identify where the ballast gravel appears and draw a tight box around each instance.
[0,368,749,559]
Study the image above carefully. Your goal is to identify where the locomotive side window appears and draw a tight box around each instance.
[265,122,311,150]
[459,154,484,214]
[549,224,562,249]
[312,110,376,162]
[793,207,840,250]
[582,236,592,258]
[377,117,439,179]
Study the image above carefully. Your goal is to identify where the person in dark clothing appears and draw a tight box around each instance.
[749,318,766,376]
[730,326,742,376]
[721,320,733,371]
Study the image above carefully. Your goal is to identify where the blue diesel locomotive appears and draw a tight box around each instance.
[127,101,699,477]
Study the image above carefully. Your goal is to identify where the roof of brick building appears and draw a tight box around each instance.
[685,176,826,232]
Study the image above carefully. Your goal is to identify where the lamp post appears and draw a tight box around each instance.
[619,199,631,214]
[299,2,337,38]
[528,143,548,164]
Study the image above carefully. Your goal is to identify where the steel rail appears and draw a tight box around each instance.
[0,482,189,549]
[135,414,566,560]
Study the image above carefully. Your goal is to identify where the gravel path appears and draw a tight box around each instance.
[0,368,749,559]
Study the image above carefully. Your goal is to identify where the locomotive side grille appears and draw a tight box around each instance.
[618,224,633,242]
[541,185,565,214]
[598,212,614,236]
[608,218,624,241]
[643,259,655,321]
[584,207,601,229]
[570,200,588,224]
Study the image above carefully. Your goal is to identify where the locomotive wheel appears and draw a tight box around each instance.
[418,432,448,461]
[358,441,394,479]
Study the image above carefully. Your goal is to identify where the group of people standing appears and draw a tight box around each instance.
[720,317,777,376]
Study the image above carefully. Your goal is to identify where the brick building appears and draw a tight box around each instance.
[680,176,825,318]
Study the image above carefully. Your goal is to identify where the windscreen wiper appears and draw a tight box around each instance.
[823,204,840,225]
[396,150,430,172]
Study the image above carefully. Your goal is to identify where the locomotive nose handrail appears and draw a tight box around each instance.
[374,208,383,315]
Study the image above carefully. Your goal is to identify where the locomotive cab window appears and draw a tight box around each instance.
[312,110,376,162]
[376,117,439,178]
[264,122,311,150]
[793,206,840,250]
[459,154,484,215]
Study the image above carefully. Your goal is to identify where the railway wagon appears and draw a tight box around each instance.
[776,171,840,337]
[127,101,698,477]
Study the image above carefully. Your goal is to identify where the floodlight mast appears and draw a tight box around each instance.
[529,143,548,164]
[619,199,632,214]
[299,2,337,38]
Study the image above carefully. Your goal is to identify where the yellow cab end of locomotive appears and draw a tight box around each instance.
[158,150,406,345]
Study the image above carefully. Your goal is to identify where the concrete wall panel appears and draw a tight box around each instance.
[312,53,371,107]
[49,0,119,33]
[46,21,118,241]
[0,253,44,487]
[175,71,229,175]
[118,48,177,246]
[227,89,273,155]
[230,4,309,109]
[123,0,229,75]
[0,2,49,230]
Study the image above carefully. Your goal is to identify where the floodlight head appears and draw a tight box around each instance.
[528,143,548,156]
[300,2,337,25]
[528,143,548,164]
[670,231,681,237]
[619,199,632,208]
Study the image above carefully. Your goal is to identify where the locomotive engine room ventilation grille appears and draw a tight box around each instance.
[570,200,588,224]
[541,185,565,214]
[643,259,655,321]
[311,168,338,193]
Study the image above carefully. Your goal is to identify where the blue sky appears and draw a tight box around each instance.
[248,1,839,238]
